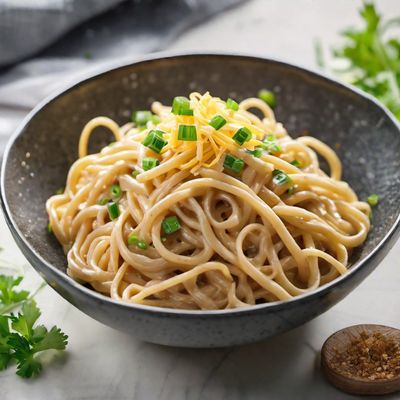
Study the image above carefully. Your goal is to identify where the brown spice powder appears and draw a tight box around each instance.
[331,331,400,380]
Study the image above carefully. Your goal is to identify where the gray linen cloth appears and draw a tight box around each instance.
[0,0,244,151]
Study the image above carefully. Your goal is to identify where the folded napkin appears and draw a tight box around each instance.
[0,0,244,151]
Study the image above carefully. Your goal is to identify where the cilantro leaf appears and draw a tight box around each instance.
[0,350,12,371]
[0,315,10,337]
[0,316,12,370]
[31,325,47,343]
[11,300,41,340]
[0,296,68,378]
[0,275,29,306]
[320,2,400,120]
[32,327,68,353]
[16,355,42,378]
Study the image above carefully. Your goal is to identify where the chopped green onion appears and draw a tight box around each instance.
[132,170,140,178]
[108,141,116,147]
[224,154,245,174]
[272,169,292,185]
[172,96,193,115]
[226,98,239,111]
[232,127,252,146]
[209,115,226,130]
[55,187,64,195]
[47,222,52,233]
[131,110,153,126]
[107,201,120,220]
[142,130,167,154]
[98,197,109,205]
[137,240,148,250]
[142,157,160,171]
[367,194,379,206]
[128,233,147,249]
[291,159,301,168]
[178,125,197,141]
[128,233,139,245]
[259,135,282,155]
[162,216,181,234]
[151,115,161,125]
[161,237,167,242]
[258,89,277,108]
[287,187,295,196]
[110,184,122,199]
[246,147,263,158]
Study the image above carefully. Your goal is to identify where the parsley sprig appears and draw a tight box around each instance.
[0,275,68,378]
[319,2,400,119]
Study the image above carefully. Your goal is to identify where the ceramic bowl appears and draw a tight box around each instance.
[2,53,400,347]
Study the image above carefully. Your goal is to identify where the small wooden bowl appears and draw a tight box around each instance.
[321,324,400,396]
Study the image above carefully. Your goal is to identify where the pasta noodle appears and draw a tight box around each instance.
[46,92,370,310]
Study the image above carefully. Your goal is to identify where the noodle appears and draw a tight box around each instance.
[46,92,370,310]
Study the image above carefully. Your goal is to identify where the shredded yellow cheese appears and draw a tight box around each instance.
[139,92,280,173]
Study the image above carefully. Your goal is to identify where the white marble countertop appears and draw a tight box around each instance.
[1,1,400,399]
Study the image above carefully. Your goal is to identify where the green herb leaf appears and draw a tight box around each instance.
[11,300,41,340]
[291,159,301,168]
[0,276,29,306]
[162,216,181,235]
[367,193,379,206]
[226,98,239,111]
[322,2,400,119]
[31,326,68,353]
[272,169,293,186]
[1,299,68,378]
[259,135,282,155]
[257,89,277,108]
[131,111,153,127]
[223,154,245,174]
[15,354,42,378]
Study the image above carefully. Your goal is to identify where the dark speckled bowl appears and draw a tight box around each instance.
[1,53,400,348]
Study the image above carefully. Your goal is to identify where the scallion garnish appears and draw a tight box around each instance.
[107,201,120,220]
[226,98,239,111]
[178,125,197,141]
[128,233,147,249]
[172,96,193,116]
[291,159,301,168]
[259,135,282,155]
[137,240,148,250]
[151,115,161,125]
[55,187,64,195]
[142,157,160,171]
[367,194,379,206]
[131,110,153,126]
[246,147,263,158]
[287,187,295,196]
[223,154,245,174]
[132,170,140,178]
[98,197,109,206]
[257,89,277,108]
[272,169,292,185]
[110,184,122,199]
[47,222,52,233]
[128,233,139,245]
[209,115,226,130]
[142,130,167,154]
[162,216,181,234]
[232,127,252,146]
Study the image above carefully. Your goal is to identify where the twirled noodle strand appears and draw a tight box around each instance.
[46,92,370,310]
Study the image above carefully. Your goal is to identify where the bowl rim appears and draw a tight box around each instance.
[1,51,400,317]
